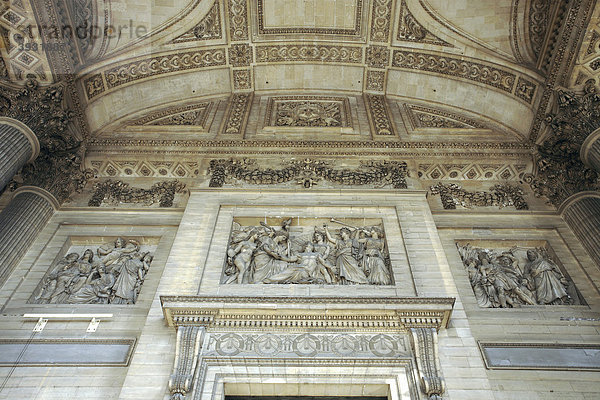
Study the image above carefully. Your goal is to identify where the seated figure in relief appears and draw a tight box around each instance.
[264,242,332,284]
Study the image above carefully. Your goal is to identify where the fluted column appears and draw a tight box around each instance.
[0,186,57,288]
[0,117,39,193]
[560,192,600,269]
[581,128,600,173]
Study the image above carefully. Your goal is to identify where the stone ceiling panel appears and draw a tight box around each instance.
[423,0,516,60]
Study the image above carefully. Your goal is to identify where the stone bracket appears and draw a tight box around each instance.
[410,327,445,400]
[168,326,205,400]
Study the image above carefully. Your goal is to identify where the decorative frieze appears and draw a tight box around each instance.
[370,0,393,42]
[429,183,528,210]
[456,243,583,308]
[227,0,249,41]
[397,0,450,46]
[222,218,392,285]
[364,94,395,135]
[88,180,187,207]
[90,160,199,178]
[529,0,551,58]
[33,237,155,305]
[392,50,517,94]
[171,1,222,43]
[103,49,226,90]
[205,332,409,358]
[208,158,408,188]
[255,45,363,64]
[418,163,526,181]
[220,92,253,135]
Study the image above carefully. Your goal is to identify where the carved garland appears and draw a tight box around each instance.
[430,182,529,210]
[208,159,409,189]
[88,180,187,207]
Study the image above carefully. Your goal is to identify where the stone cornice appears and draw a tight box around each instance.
[160,295,455,331]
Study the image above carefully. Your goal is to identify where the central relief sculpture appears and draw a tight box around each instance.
[222,218,393,285]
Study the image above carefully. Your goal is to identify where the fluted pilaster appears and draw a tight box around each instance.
[581,128,600,173]
[561,192,600,269]
[0,118,39,193]
[0,187,57,288]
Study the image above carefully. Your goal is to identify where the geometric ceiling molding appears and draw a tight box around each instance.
[391,50,538,104]
[129,102,213,128]
[171,1,222,43]
[402,104,487,130]
[417,163,527,181]
[0,0,53,83]
[89,159,200,178]
[396,0,451,46]
[254,0,367,40]
[82,48,227,100]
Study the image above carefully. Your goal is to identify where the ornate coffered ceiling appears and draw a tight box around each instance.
[0,0,597,175]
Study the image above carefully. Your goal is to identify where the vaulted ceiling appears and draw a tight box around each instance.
[0,0,597,145]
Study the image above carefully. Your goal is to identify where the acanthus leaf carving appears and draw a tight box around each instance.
[524,84,600,207]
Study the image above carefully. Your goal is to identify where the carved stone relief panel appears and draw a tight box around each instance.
[87,180,187,208]
[221,217,393,285]
[263,96,353,132]
[456,241,585,308]
[204,332,410,358]
[30,237,158,305]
